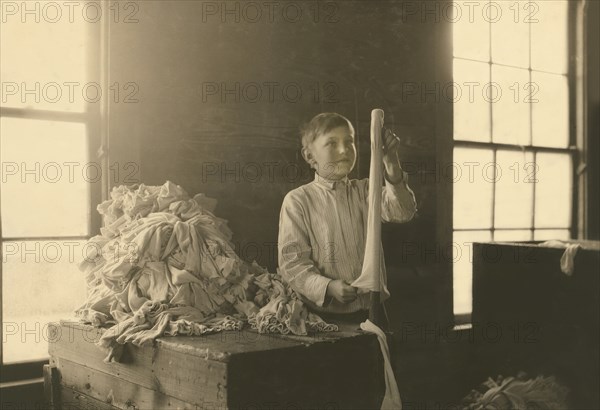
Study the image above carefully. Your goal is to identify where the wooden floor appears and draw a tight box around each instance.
[46,320,385,410]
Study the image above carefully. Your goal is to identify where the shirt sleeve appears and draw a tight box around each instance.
[381,170,418,223]
[278,194,332,307]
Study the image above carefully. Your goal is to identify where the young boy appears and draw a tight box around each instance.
[278,112,417,318]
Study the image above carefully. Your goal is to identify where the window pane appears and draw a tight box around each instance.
[453,230,492,315]
[494,229,532,241]
[2,240,87,363]
[453,0,490,61]
[453,147,494,229]
[534,229,570,241]
[531,1,568,74]
[490,0,529,68]
[1,117,90,237]
[534,153,572,229]
[454,59,491,142]
[0,6,88,112]
[531,72,569,148]
[494,150,534,228]
[492,65,531,145]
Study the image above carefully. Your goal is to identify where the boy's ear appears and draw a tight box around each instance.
[301,147,315,168]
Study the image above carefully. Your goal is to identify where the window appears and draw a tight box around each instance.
[1,3,103,366]
[452,0,575,318]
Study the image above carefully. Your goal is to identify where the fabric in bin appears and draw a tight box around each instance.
[76,181,337,362]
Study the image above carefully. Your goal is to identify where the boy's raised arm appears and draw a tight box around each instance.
[278,195,332,307]
[381,170,418,223]
[380,128,417,223]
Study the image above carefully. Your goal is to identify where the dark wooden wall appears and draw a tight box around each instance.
[105,15,457,403]
[105,1,456,403]
[108,0,450,307]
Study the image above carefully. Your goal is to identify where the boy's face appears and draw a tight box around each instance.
[303,125,356,180]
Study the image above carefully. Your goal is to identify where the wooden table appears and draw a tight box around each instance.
[45,320,385,410]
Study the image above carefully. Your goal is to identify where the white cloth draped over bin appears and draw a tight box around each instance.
[351,109,402,410]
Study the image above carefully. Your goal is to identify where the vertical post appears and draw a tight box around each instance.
[43,363,61,410]
[369,292,382,327]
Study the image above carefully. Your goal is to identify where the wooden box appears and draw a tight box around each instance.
[473,240,599,343]
[472,240,600,407]
[45,321,385,410]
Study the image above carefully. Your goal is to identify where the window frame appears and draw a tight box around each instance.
[0,11,108,380]
[451,0,584,324]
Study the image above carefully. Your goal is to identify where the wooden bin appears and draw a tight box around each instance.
[472,240,600,408]
[45,321,385,410]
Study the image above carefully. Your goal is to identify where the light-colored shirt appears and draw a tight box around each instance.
[277,171,417,313]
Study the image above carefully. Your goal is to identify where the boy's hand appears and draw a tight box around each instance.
[326,279,358,304]
[382,127,400,157]
[382,127,404,183]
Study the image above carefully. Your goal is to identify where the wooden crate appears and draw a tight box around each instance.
[46,320,385,410]
[472,240,600,408]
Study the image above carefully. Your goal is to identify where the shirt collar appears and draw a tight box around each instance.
[314,172,350,190]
